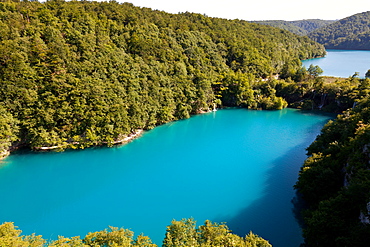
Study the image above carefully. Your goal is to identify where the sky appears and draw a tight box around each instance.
[124,0,370,21]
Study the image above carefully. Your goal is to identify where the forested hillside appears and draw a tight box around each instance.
[308,11,370,50]
[0,0,325,155]
[295,97,370,246]
[252,19,335,36]
[275,72,370,113]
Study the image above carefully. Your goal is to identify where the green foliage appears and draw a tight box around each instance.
[0,0,325,153]
[295,99,370,246]
[163,218,272,247]
[308,11,370,50]
[82,226,157,247]
[0,222,45,247]
[253,19,335,36]
[48,236,85,247]
[307,64,323,78]
[366,69,370,78]
[0,104,19,156]
[275,74,370,112]
[253,81,288,110]
[219,71,256,107]
[290,19,336,34]
[163,218,197,247]
[0,219,270,247]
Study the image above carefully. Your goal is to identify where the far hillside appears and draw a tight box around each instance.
[308,11,370,50]
[252,19,335,35]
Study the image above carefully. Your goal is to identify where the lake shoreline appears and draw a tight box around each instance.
[0,104,331,160]
[0,108,332,247]
[302,49,370,78]
[0,107,222,160]
[0,129,144,161]
[34,129,145,151]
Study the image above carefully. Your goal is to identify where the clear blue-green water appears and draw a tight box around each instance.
[302,49,370,78]
[0,108,331,246]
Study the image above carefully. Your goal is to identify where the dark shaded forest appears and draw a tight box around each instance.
[295,96,370,246]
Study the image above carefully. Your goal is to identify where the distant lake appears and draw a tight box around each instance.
[302,49,370,78]
[0,109,331,247]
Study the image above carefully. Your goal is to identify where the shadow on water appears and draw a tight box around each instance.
[213,120,329,247]
[291,190,308,230]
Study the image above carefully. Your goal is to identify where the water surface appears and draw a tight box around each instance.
[302,49,370,78]
[0,108,331,247]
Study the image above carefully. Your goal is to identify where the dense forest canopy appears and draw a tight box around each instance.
[256,12,370,50]
[1,1,370,245]
[308,11,370,50]
[295,97,370,246]
[252,19,335,36]
[0,219,272,246]
[0,0,325,154]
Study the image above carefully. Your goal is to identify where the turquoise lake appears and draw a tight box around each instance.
[302,49,370,78]
[0,108,332,246]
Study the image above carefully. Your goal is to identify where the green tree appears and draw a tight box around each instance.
[49,236,86,247]
[365,69,370,78]
[307,64,323,78]
[0,222,44,247]
[83,226,156,247]
[0,105,19,156]
[163,218,197,247]
[219,71,256,107]
[0,220,273,247]
[163,218,272,247]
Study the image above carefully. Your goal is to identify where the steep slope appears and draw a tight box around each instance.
[308,11,370,50]
[0,0,325,153]
[295,97,370,246]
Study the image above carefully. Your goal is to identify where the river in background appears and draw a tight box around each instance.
[302,49,370,78]
[0,108,332,247]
